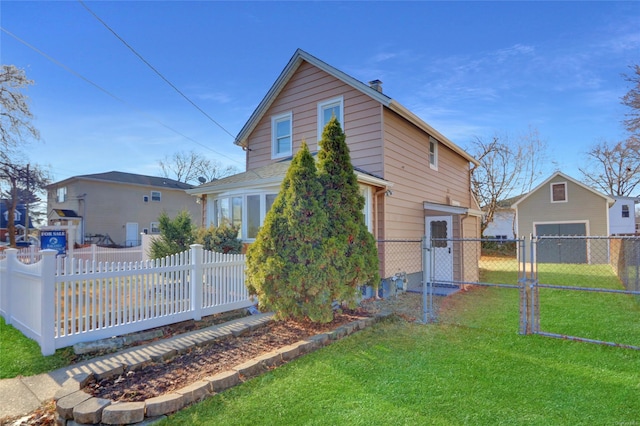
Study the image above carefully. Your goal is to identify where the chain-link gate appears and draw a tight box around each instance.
[530,236,640,350]
[424,237,528,328]
[376,236,640,350]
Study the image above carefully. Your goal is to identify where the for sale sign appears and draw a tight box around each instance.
[40,230,67,255]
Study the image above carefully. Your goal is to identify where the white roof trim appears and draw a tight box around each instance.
[235,49,478,166]
[423,201,468,215]
[512,171,615,208]
[187,170,390,197]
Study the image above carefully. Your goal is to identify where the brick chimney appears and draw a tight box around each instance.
[369,79,383,93]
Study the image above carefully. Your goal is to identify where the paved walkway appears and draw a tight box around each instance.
[0,313,273,423]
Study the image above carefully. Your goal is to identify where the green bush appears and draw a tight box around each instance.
[195,223,242,254]
[317,116,380,302]
[246,142,333,322]
[150,210,195,259]
[247,118,380,323]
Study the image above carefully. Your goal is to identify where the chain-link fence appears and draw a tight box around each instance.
[375,239,423,298]
[532,236,640,349]
[372,238,526,329]
[372,236,640,350]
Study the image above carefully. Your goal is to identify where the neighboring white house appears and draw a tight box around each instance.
[483,209,515,239]
[609,196,639,235]
[482,195,523,239]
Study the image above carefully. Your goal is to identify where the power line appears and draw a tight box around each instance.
[0,27,244,166]
[78,0,238,142]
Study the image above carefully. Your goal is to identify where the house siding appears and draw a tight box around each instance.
[382,108,473,239]
[609,197,637,235]
[48,180,200,246]
[516,175,609,237]
[245,62,384,176]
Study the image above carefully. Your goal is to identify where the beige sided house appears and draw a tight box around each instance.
[188,49,482,284]
[513,171,614,263]
[46,171,201,246]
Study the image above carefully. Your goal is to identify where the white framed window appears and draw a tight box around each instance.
[150,222,160,234]
[550,182,567,203]
[317,97,344,140]
[271,112,292,159]
[360,185,373,233]
[56,187,67,203]
[622,205,630,218]
[151,191,161,202]
[428,137,438,170]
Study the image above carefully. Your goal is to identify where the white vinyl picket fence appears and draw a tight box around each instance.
[0,244,253,355]
[0,244,144,268]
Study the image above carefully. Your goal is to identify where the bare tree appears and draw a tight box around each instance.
[579,65,640,197]
[468,127,547,235]
[622,65,640,136]
[1,65,40,152]
[0,161,50,246]
[579,138,640,196]
[158,150,238,184]
[0,65,49,246]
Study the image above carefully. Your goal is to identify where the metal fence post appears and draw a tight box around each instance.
[518,238,527,335]
[421,235,434,323]
[529,235,539,334]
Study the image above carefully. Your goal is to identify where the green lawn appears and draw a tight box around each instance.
[162,287,640,425]
[0,316,74,379]
[2,260,640,424]
[536,263,640,346]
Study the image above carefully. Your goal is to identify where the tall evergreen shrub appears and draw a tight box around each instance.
[149,210,195,259]
[317,116,380,304]
[246,142,334,322]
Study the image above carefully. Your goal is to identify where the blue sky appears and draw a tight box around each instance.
[2,1,639,187]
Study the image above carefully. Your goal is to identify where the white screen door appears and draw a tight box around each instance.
[426,216,453,283]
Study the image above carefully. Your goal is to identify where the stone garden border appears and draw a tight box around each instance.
[53,313,386,425]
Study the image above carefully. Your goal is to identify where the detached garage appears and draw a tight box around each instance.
[513,172,614,264]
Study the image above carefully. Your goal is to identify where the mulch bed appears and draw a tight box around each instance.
[10,295,428,425]
[84,309,368,402]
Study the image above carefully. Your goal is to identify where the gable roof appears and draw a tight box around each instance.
[0,202,34,228]
[47,171,194,191]
[512,171,615,208]
[235,48,478,166]
[187,155,391,196]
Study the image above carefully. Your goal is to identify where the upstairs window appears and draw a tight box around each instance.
[272,112,292,159]
[622,204,630,218]
[151,191,161,202]
[428,137,438,170]
[550,182,567,203]
[56,187,67,203]
[150,222,160,234]
[318,97,344,140]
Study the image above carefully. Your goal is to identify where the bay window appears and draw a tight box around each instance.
[210,192,279,240]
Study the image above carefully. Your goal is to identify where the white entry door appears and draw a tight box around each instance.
[125,222,139,247]
[425,216,453,283]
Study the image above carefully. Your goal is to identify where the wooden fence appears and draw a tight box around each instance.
[0,245,253,355]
